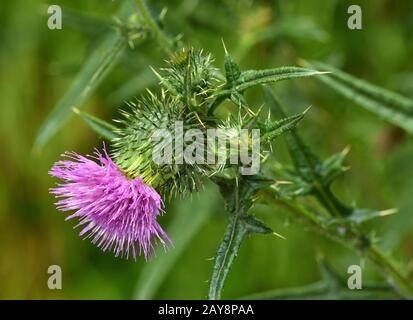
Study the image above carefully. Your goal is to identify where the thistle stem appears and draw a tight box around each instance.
[135,0,174,54]
[368,245,413,298]
[271,195,413,299]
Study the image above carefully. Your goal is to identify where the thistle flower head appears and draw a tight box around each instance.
[161,48,218,97]
[112,90,210,198]
[49,145,171,260]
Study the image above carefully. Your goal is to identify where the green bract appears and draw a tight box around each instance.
[111,49,307,198]
[161,48,218,99]
[112,90,209,197]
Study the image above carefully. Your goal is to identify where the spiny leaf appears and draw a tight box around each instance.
[209,174,274,300]
[208,215,248,300]
[214,67,325,99]
[208,214,273,300]
[223,45,241,86]
[263,87,351,217]
[317,147,350,186]
[270,174,313,199]
[213,174,274,215]
[307,60,413,134]
[230,91,248,108]
[334,208,397,225]
[241,215,273,234]
[73,108,118,141]
[263,87,320,177]
[34,1,136,151]
[261,109,307,143]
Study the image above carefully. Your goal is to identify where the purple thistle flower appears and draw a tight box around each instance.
[48,145,172,260]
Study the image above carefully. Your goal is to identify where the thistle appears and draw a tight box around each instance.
[160,48,218,99]
[49,146,171,260]
[47,48,310,262]
[40,0,413,299]
[112,90,211,198]
[48,50,222,260]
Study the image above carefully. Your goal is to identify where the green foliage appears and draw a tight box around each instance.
[264,87,352,217]
[134,182,218,299]
[110,48,311,200]
[74,108,119,141]
[307,61,413,134]
[36,0,413,300]
[161,48,218,99]
[112,91,207,195]
[239,259,399,300]
[34,0,140,150]
[208,214,273,300]
[263,88,413,298]
[208,175,274,300]
[5,0,413,300]
[214,67,324,98]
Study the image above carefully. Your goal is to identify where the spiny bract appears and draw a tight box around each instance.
[112,90,211,198]
[160,48,218,98]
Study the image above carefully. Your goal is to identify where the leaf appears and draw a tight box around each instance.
[34,1,136,151]
[212,174,274,214]
[263,86,352,217]
[336,208,397,225]
[208,216,249,300]
[208,214,272,300]
[135,0,174,54]
[208,174,274,300]
[307,60,413,134]
[107,68,158,104]
[241,215,273,234]
[134,183,219,299]
[261,109,307,143]
[237,258,397,300]
[264,87,319,176]
[270,173,313,199]
[317,147,350,186]
[214,67,324,99]
[73,108,119,141]
[61,7,112,36]
[223,47,241,86]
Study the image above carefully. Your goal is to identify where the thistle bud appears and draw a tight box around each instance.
[112,90,210,198]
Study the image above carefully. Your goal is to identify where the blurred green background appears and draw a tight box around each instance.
[1,0,413,299]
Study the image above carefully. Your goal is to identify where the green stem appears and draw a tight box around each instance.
[271,196,413,299]
[368,245,413,298]
[135,0,174,54]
